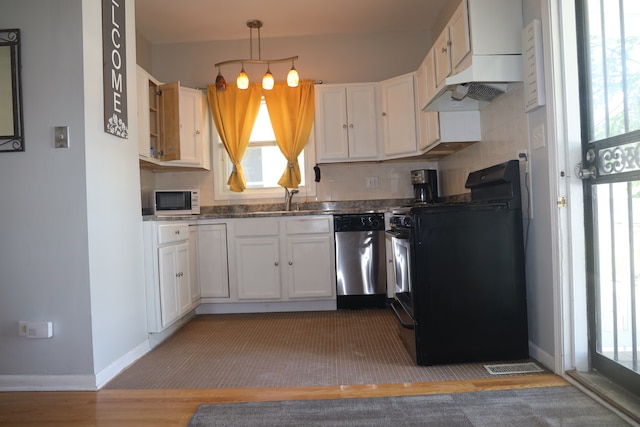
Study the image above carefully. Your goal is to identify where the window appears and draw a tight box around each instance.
[213,98,316,200]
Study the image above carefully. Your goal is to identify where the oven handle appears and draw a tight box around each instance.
[390,300,415,330]
[385,228,410,239]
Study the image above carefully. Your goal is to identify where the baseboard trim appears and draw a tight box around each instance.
[196,300,337,314]
[95,339,151,389]
[528,341,555,373]
[0,375,97,391]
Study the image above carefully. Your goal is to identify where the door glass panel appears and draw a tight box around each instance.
[587,0,640,141]
[579,0,640,395]
[593,181,640,372]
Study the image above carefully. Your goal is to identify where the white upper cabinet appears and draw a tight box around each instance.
[433,28,452,91]
[380,73,417,159]
[315,84,380,163]
[137,65,211,171]
[448,0,471,73]
[433,1,471,95]
[422,0,524,111]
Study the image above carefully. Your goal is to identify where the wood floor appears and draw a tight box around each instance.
[0,374,568,426]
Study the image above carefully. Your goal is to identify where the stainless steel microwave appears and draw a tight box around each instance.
[153,189,200,215]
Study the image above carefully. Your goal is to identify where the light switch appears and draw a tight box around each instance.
[55,126,69,148]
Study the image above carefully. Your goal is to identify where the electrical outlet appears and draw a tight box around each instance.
[366,176,379,188]
[18,321,28,337]
[517,150,529,173]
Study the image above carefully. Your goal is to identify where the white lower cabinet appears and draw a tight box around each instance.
[197,223,230,298]
[286,235,334,299]
[144,221,197,332]
[231,216,335,302]
[236,236,282,299]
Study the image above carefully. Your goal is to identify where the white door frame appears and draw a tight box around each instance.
[544,0,589,374]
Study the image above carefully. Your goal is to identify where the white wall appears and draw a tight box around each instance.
[0,0,147,390]
[149,31,432,88]
[82,0,148,380]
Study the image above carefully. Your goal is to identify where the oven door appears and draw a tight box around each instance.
[386,227,414,321]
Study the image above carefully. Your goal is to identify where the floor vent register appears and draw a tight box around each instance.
[484,362,544,375]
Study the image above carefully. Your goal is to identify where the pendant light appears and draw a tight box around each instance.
[262,65,274,90]
[237,64,249,89]
[287,61,299,88]
[214,20,300,91]
[215,66,227,91]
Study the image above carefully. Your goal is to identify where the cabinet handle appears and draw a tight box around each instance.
[349,124,354,128]
[196,130,201,135]
[176,272,183,278]
[274,261,279,266]
[342,124,347,129]
[382,112,387,117]
[288,261,293,265]
[175,230,180,235]
[441,47,447,53]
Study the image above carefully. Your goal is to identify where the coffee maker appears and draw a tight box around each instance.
[411,169,438,204]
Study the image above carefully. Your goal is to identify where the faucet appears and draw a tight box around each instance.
[284,187,299,211]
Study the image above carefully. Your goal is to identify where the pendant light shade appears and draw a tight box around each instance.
[237,65,249,90]
[262,67,274,90]
[215,67,227,92]
[287,64,299,88]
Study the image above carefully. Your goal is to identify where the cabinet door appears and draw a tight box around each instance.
[315,86,350,162]
[415,55,428,112]
[381,73,417,158]
[426,111,441,148]
[235,237,281,299]
[176,242,191,315]
[189,226,201,303]
[346,85,379,160]
[434,29,451,90]
[449,0,471,71]
[424,49,438,104]
[159,81,181,161]
[158,245,180,327]
[177,87,202,165]
[136,67,151,157]
[198,224,230,298]
[285,235,335,299]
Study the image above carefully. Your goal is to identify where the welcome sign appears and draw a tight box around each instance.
[102,0,128,138]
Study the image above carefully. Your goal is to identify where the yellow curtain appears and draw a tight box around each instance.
[263,80,315,188]
[207,83,262,192]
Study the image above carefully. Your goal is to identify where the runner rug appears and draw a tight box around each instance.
[188,385,629,426]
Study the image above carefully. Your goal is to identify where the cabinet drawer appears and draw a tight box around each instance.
[158,223,190,244]
[234,218,279,237]
[285,217,331,235]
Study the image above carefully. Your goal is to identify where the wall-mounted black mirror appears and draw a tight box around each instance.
[0,29,24,152]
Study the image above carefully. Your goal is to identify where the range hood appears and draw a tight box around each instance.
[425,54,523,112]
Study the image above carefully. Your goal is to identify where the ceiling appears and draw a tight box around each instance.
[134,0,449,44]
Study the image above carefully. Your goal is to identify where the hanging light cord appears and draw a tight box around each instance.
[214,20,298,67]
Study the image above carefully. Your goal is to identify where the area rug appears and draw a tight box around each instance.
[188,385,629,426]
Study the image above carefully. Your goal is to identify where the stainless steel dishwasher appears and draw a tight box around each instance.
[334,213,387,309]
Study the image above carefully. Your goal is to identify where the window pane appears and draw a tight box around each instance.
[232,146,305,189]
[249,101,276,142]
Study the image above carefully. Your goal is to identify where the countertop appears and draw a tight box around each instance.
[142,198,413,221]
